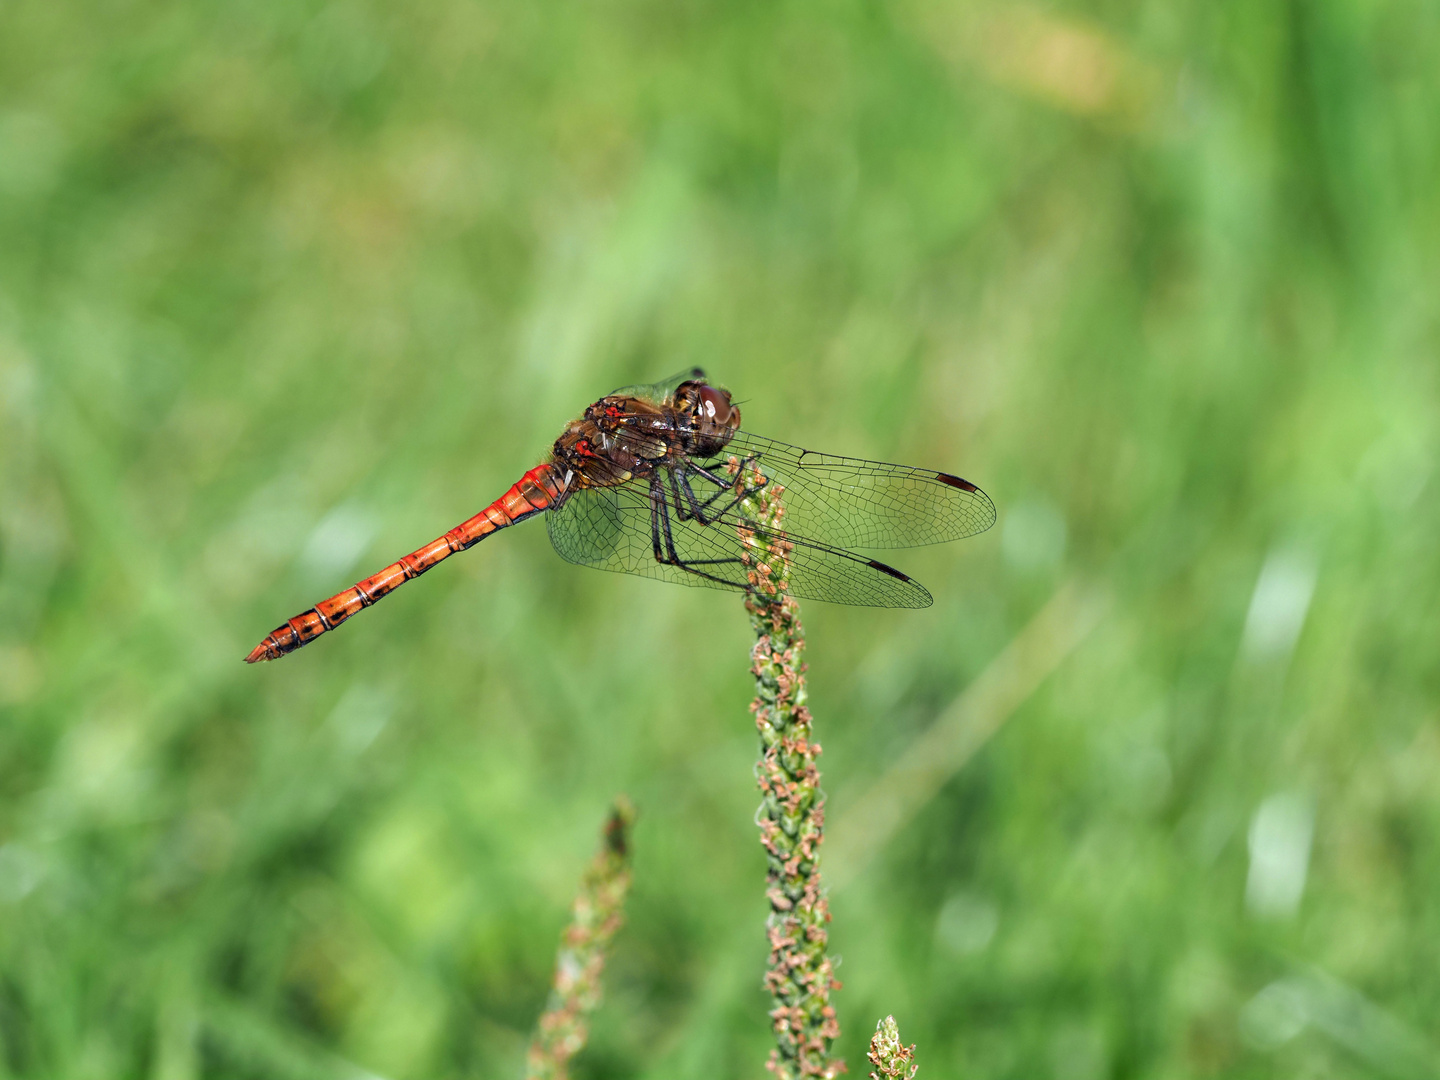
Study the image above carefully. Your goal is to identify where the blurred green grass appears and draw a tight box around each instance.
[2,0,1439,1076]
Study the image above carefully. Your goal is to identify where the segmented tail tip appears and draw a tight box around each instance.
[244,641,275,664]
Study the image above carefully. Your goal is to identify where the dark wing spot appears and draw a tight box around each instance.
[868,559,912,582]
[936,472,979,492]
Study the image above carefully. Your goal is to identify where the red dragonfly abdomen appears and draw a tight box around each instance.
[245,464,566,662]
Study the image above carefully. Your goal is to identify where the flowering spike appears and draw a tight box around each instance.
[736,460,846,1080]
[525,798,635,1080]
[867,1016,918,1080]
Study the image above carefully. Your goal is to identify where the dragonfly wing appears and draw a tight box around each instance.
[546,484,629,567]
[690,488,933,608]
[699,431,997,549]
[547,477,931,607]
[546,482,750,594]
[776,531,932,607]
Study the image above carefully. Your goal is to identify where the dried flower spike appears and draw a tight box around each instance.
[525,797,635,1080]
[867,1016,918,1080]
[737,461,845,1080]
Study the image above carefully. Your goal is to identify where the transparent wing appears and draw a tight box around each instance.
[604,424,996,550]
[546,483,749,593]
[705,431,995,549]
[546,480,932,608]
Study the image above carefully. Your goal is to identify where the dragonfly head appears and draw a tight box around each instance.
[673,378,740,457]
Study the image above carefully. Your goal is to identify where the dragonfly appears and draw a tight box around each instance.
[245,369,995,662]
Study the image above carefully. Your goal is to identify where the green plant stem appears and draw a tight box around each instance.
[739,463,845,1079]
[525,797,635,1080]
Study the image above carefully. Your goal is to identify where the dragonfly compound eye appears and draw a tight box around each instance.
[697,385,736,426]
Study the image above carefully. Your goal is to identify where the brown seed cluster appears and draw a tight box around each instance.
[867,1016,918,1079]
[738,465,846,1080]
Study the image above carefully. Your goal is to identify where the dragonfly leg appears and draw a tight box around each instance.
[675,458,769,526]
[667,462,730,523]
[649,475,667,565]
[689,456,759,490]
[649,473,750,588]
[689,454,766,499]
[667,463,754,522]
[668,467,697,522]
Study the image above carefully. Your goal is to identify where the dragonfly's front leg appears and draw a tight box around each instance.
[665,461,732,523]
[692,455,762,493]
[673,456,768,526]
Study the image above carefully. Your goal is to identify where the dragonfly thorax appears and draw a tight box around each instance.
[551,381,741,493]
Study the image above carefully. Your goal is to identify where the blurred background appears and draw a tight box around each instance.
[2,0,1438,1076]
